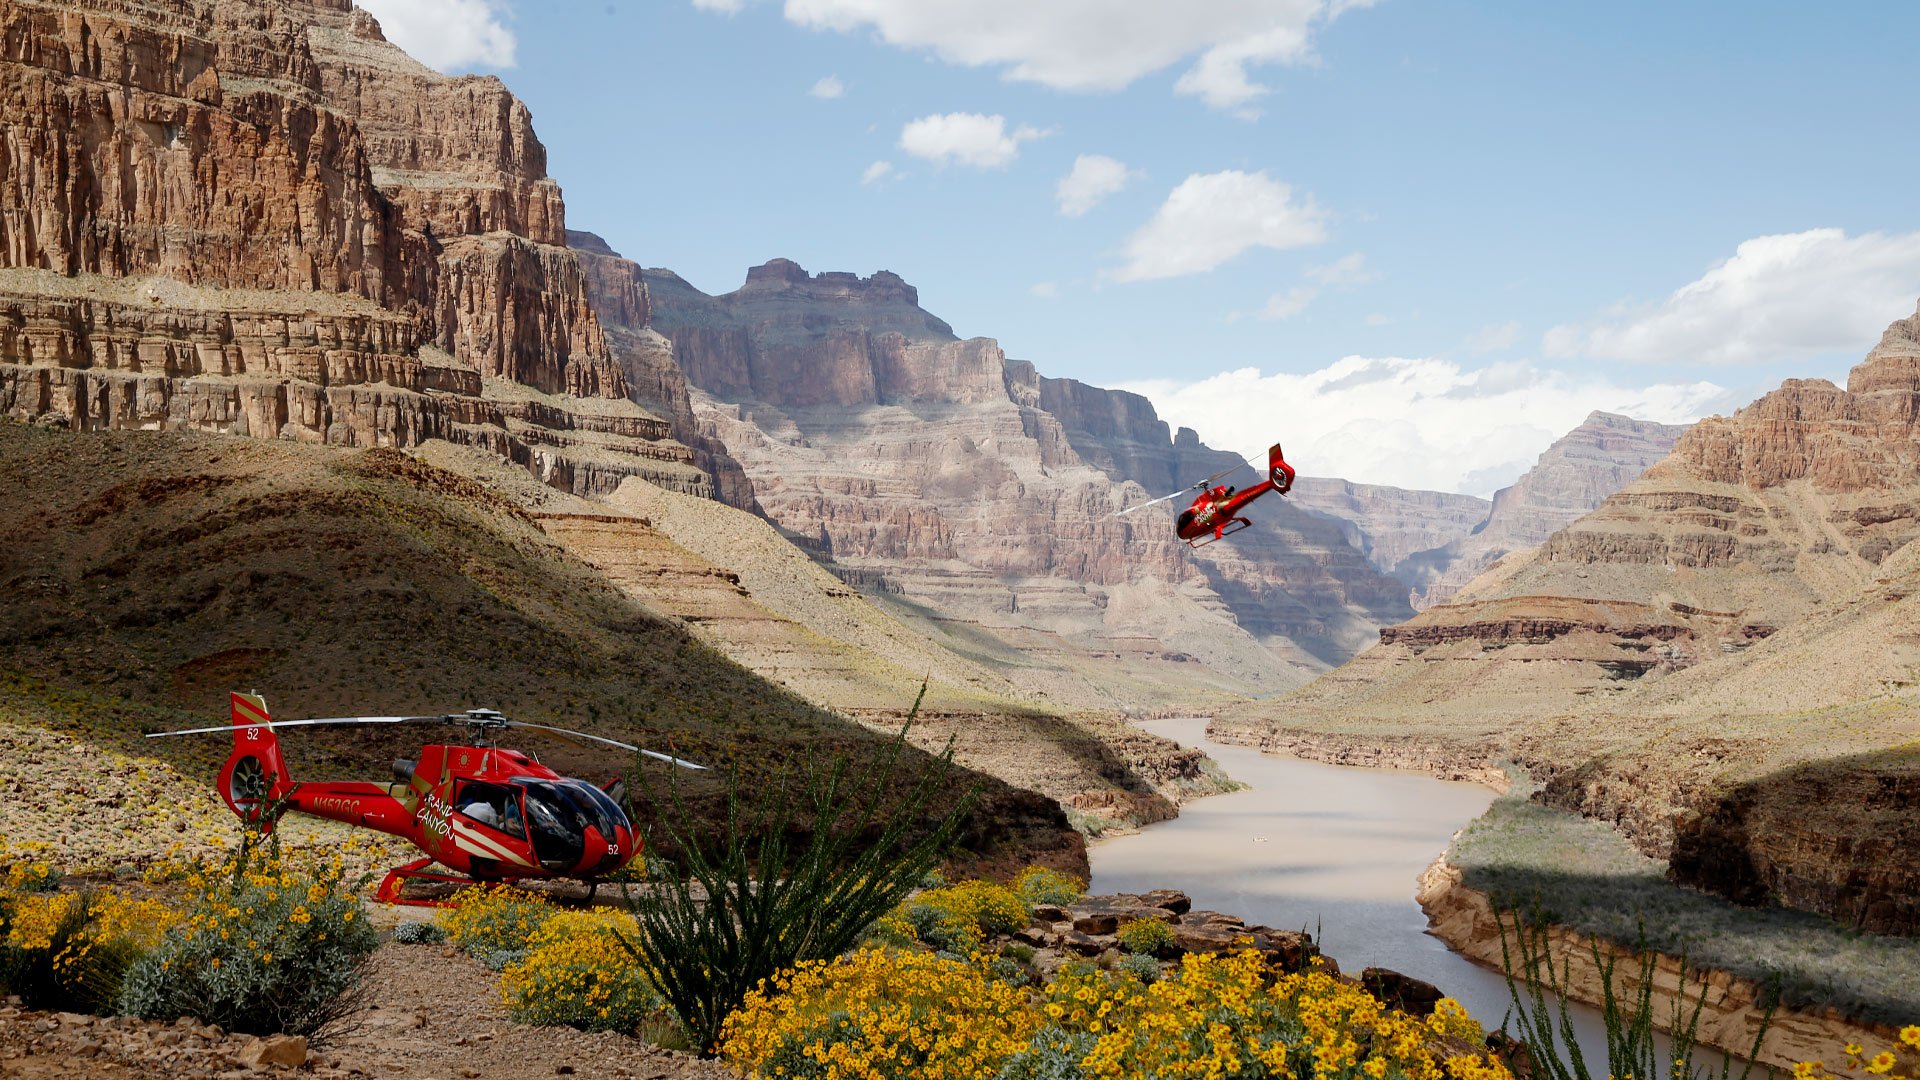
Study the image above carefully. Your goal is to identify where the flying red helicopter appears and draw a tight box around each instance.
[148,692,706,905]
[1118,443,1296,547]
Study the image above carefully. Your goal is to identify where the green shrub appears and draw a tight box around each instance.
[439,886,555,969]
[1119,953,1161,984]
[992,1025,1096,1080]
[120,851,378,1040]
[502,911,664,1033]
[1012,866,1084,908]
[390,921,447,945]
[1115,918,1175,957]
[1000,941,1036,965]
[0,890,160,1013]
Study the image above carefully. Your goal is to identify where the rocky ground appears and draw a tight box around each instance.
[0,888,1458,1079]
[0,944,735,1079]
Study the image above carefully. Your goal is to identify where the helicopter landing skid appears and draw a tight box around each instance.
[1187,517,1251,548]
[373,858,471,908]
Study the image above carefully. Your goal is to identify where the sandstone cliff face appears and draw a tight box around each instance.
[1214,307,1920,931]
[643,260,1412,705]
[1287,478,1489,579]
[0,0,700,497]
[1396,412,1687,607]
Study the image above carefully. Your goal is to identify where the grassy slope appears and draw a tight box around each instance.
[0,422,1080,877]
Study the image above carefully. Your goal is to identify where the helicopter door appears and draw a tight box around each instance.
[453,780,526,839]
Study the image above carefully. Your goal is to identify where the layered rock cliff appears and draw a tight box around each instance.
[642,260,1414,705]
[0,0,708,497]
[1214,303,1920,931]
[1287,478,1489,579]
[1395,412,1687,607]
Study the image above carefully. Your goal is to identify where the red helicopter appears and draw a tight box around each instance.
[1119,443,1296,547]
[148,692,706,905]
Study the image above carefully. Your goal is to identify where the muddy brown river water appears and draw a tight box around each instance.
[1089,718,1647,1064]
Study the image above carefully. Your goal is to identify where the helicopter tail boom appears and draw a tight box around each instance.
[218,691,296,829]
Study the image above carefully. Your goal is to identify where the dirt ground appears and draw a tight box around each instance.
[0,944,739,1080]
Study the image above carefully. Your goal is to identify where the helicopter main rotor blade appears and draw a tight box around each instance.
[145,715,443,738]
[505,720,710,771]
[1112,462,1251,517]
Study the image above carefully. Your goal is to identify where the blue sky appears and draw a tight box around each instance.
[359,0,1920,495]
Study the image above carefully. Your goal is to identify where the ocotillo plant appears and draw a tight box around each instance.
[617,680,977,1054]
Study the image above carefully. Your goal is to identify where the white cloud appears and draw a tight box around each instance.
[781,0,1368,114]
[357,0,516,70]
[860,160,895,185]
[1120,356,1730,496]
[1260,286,1317,320]
[810,75,846,98]
[693,0,745,12]
[1307,252,1377,286]
[1030,282,1060,299]
[898,113,1050,169]
[1545,228,1920,366]
[1113,170,1325,282]
[1463,320,1520,353]
[1056,154,1135,217]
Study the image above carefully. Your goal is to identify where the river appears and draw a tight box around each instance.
[1089,717,1627,1063]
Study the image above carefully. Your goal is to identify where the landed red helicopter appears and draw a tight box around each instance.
[148,692,706,905]
[1118,443,1297,547]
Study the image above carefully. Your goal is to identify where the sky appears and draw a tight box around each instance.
[358,0,1920,497]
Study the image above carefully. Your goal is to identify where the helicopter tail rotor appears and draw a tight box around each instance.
[217,692,295,830]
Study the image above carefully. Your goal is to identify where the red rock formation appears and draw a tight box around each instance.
[0,0,697,497]
[643,259,1413,700]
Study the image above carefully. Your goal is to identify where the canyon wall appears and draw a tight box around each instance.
[0,0,709,497]
[1287,477,1489,580]
[1398,412,1687,607]
[641,259,1414,706]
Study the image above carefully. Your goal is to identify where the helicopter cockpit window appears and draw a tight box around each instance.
[454,781,524,838]
[511,779,628,872]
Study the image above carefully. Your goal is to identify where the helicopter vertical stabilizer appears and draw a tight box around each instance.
[218,691,295,828]
[1268,443,1295,493]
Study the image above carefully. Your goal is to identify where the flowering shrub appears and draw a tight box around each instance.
[900,879,1029,955]
[718,948,1038,1079]
[1118,953,1161,984]
[0,841,62,893]
[1115,918,1176,957]
[1013,865,1085,908]
[501,910,665,1033]
[119,848,378,1039]
[0,887,177,1012]
[439,885,557,970]
[722,946,1514,1080]
[1797,1026,1920,1080]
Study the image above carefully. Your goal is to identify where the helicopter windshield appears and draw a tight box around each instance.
[510,778,628,872]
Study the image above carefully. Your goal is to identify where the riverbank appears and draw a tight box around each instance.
[1419,855,1893,1070]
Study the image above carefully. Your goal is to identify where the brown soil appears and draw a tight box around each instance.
[0,944,737,1079]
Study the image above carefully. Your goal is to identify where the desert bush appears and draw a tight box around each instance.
[120,849,377,1040]
[1114,918,1175,957]
[1118,952,1161,984]
[720,945,1510,1080]
[718,948,1036,1079]
[439,886,556,970]
[0,842,62,893]
[1013,865,1084,908]
[390,921,446,945]
[618,721,977,1054]
[501,910,664,1033]
[0,888,174,1012]
[901,879,1029,955]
